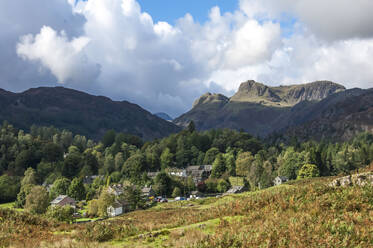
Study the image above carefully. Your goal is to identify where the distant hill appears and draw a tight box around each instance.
[0,87,180,140]
[173,80,373,140]
[154,112,173,121]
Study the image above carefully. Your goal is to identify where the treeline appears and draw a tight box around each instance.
[1,121,373,204]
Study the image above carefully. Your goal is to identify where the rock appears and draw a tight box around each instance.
[329,172,373,187]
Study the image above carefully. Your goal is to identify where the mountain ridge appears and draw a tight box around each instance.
[0,86,180,140]
[174,80,372,140]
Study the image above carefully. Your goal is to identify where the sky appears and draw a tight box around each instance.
[1,0,373,117]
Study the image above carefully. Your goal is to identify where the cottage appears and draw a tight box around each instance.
[273,176,289,186]
[51,195,76,208]
[167,168,187,177]
[107,199,131,217]
[186,165,212,184]
[223,186,245,196]
[141,186,155,199]
[107,184,124,196]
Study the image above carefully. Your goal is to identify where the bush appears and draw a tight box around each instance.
[297,164,320,179]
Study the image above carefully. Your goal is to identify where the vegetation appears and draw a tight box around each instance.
[0,173,372,247]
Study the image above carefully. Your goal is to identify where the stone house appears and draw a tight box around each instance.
[51,195,76,208]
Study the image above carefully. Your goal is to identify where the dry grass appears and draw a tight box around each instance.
[1,175,372,248]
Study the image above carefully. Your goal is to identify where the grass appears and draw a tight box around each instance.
[1,174,372,247]
[0,201,24,212]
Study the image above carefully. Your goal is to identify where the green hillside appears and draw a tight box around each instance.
[1,173,372,247]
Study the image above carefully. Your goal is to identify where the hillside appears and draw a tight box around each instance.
[1,173,372,247]
[0,87,180,140]
[174,80,373,140]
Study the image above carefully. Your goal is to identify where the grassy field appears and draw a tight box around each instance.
[0,202,24,212]
[1,174,372,248]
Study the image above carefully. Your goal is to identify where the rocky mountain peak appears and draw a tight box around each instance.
[192,92,229,108]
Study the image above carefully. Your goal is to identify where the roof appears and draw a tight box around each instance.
[226,186,244,194]
[142,187,153,193]
[110,202,123,209]
[276,176,289,181]
[51,195,74,204]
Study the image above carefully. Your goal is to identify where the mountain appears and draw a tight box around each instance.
[281,88,373,140]
[0,87,180,140]
[174,80,373,139]
[154,112,173,121]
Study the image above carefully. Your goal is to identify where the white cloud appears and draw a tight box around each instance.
[0,0,371,117]
[17,26,99,84]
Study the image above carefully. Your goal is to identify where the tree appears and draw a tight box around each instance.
[121,186,145,210]
[154,172,172,196]
[97,189,115,217]
[235,152,254,177]
[172,187,182,198]
[62,153,82,178]
[297,164,320,179]
[68,177,86,201]
[0,175,20,203]
[211,154,226,178]
[46,205,74,223]
[160,148,173,170]
[50,177,71,199]
[87,199,100,217]
[217,179,230,193]
[102,130,116,148]
[21,167,37,186]
[15,184,33,208]
[203,148,220,165]
[122,153,146,183]
[25,186,49,214]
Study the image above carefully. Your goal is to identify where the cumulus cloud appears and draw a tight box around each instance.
[0,0,372,116]
[17,26,100,84]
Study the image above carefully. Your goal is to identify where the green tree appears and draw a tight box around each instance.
[154,172,172,196]
[203,148,220,165]
[50,177,71,199]
[160,148,173,170]
[25,186,49,214]
[188,121,196,133]
[211,154,226,178]
[121,186,145,210]
[122,153,146,183]
[172,186,182,198]
[21,167,37,186]
[0,175,20,203]
[217,179,230,193]
[68,177,86,201]
[97,189,115,217]
[46,205,74,223]
[297,164,320,179]
[235,152,254,177]
[102,130,116,148]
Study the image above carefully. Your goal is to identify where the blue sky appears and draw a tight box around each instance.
[138,0,238,24]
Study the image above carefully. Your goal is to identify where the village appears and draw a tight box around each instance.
[46,164,289,221]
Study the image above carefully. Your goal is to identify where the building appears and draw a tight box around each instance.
[186,165,212,184]
[273,176,289,186]
[223,186,245,196]
[107,199,131,217]
[51,195,76,208]
[141,186,155,199]
[107,184,124,196]
[167,168,187,177]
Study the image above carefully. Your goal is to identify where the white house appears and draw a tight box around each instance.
[273,176,289,186]
[107,201,123,217]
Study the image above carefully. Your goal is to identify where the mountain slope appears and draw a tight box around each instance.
[0,87,180,140]
[154,112,173,121]
[174,80,346,136]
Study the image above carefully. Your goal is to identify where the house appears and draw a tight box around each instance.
[167,168,187,177]
[189,191,203,199]
[107,199,131,217]
[223,186,245,196]
[147,172,160,179]
[141,186,155,199]
[107,184,124,196]
[186,165,212,184]
[51,195,76,208]
[273,176,289,186]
